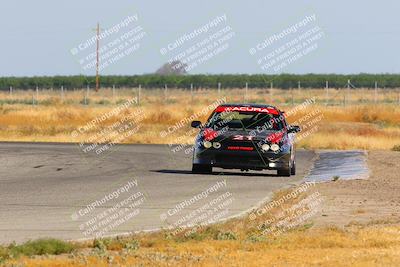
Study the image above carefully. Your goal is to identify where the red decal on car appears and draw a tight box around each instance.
[266,131,284,143]
[215,106,279,115]
[203,128,219,141]
[227,146,254,151]
[215,106,228,112]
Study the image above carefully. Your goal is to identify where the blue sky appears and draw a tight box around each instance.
[1,0,399,76]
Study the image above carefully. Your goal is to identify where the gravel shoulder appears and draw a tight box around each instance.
[313,150,400,227]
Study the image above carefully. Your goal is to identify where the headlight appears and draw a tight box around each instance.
[203,141,212,148]
[261,144,270,151]
[213,142,221,149]
[270,144,280,152]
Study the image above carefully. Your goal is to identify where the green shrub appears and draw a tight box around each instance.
[215,231,237,240]
[93,239,107,252]
[10,239,76,257]
[392,145,400,152]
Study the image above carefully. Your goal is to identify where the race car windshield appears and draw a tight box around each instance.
[206,111,284,130]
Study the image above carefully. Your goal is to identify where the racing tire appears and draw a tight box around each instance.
[277,168,291,177]
[277,159,291,177]
[192,164,212,174]
[290,160,296,175]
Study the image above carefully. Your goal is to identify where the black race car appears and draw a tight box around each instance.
[191,104,300,176]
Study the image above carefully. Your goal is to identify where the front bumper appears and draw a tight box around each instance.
[193,147,291,170]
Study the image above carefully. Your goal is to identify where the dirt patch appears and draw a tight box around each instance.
[313,150,400,227]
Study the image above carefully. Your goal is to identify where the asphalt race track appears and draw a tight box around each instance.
[0,142,316,244]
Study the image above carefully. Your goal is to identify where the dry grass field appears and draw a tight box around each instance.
[0,87,400,150]
[5,226,400,266]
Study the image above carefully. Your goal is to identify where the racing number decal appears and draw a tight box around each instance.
[232,135,254,141]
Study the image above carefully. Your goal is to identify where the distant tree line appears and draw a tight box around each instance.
[1,74,400,90]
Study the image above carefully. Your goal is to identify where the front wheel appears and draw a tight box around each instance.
[277,158,291,176]
[277,168,291,176]
[192,164,212,174]
[290,160,296,175]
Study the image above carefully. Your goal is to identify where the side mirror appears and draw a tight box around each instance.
[191,120,202,128]
[288,125,301,133]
